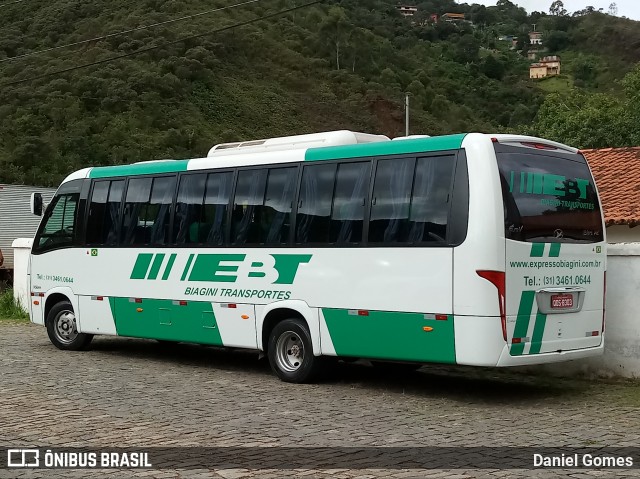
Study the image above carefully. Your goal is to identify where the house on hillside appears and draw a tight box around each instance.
[529,63,548,78]
[441,12,465,23]
[529,56,561,79]
[529,31,543,45]
[583,147,640,242]
[396,5,418,17]
[540,56,561,74]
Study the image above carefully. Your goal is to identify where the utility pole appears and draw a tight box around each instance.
[405,93,410,136]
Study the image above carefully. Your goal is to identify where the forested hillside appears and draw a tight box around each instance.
[0,0,638,186]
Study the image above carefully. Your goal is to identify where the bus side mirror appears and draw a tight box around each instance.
[31,193,43,216]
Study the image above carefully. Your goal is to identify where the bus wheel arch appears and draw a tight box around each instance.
[261,308,308,356]
[44,292,70,322]
[45,297,93,351]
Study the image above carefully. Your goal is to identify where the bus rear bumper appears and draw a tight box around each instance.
[495,341,604,366]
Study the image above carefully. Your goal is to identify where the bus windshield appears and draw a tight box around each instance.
[497,148,603,243]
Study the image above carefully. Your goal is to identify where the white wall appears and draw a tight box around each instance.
[532,242,640,378]
[606,225,640,243]
[12,238,32,311]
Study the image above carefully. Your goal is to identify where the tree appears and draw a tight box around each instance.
[530,11,547,24]
[573,6,595,16]
[515,36,529,57]
[379,67,401,91]
[529,90,631,148]
[469,5,490,26]
[497,0,516,12]
[545,30,571,53]
[481,55,506,80]
[509,104,532,127]
[572,55,597,84]
[622,65,640,144]
[549,0,567,16]
[347,27,374,73]
[319,6,350,70]
[452,34,480,65]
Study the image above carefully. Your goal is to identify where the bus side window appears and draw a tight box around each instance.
[330,161,371,244]
[231,169,268,245]
[202,171,233,246]
[148,176,177,245]
[407,156,455,243]
[261,167,297,245]
[174,174,207,245]
[296,163,336,244]
[86,180,124,246]
[121,176,176,246]
[121,178,152,245]
[369,158,415,243]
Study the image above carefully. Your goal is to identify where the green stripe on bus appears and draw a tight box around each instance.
[526,172,533,194]
[529,311,547,355]
[130,254,153,279]
[147,254,165,280]
[189,254,246,282]
[162,254,177,280]
[510,291,535,356]
[304,134,467,162]
[89,160,189,178]
[181,254,195,281]
[530,243,545,257]
[111,297,223,345]
[323,309,456,364]
[548,243,561,257]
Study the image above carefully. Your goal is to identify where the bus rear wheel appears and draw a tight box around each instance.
[46,300,93,351]
[267,319,319,383]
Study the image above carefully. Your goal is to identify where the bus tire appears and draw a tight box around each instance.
[267,318,320,383]
[46,300,93,351]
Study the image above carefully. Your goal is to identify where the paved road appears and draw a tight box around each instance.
[1,322,639,478]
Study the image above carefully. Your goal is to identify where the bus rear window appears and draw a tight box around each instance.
[496,149,603,243]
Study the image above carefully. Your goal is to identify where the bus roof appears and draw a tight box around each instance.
[82,131,469,181]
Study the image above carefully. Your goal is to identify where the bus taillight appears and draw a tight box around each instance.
[476,270,506,342]
[519,141,558,150]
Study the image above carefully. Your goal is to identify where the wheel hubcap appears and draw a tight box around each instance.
[275,331,304,373]
[54,311,78,344]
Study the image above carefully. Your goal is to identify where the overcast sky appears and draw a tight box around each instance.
[458,1,639,20]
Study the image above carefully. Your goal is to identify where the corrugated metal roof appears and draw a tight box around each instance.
[0,184,56,270]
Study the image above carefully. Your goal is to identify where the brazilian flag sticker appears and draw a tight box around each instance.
[91,249,98,257]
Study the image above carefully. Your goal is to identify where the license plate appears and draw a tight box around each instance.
[551,293,574,309]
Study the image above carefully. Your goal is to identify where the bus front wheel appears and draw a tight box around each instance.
[46,301,93,351]
[267,319,319,383]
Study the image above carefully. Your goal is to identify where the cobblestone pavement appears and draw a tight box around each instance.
[1,322,639,479]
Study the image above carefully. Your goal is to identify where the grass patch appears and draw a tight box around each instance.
[0,288,29,321]
[535,74,573,93]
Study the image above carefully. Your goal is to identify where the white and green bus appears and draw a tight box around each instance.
[28,131,606,383]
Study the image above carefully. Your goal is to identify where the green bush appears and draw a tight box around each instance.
[0,288,29,321]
